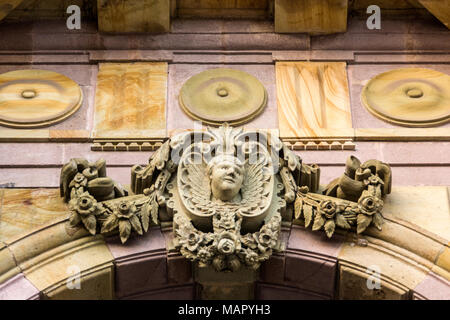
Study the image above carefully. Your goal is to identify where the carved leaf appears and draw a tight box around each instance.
[81,215,97,235]
[150,199,159,225]
[119,220,132,244]
[294,197,303,220]
[69,211,81,228]
[372,212,383,231]
[101,214,119,233]
[324,219,336,238]
[303,204,314,228]
[130,215,143,235]
[336,213,351,229]
[312,213,325,231]
[357,214,372,234]
[140,202,150,232]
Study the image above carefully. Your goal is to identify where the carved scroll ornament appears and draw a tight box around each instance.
[60,124,392,272]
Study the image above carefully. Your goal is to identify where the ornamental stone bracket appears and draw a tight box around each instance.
[60,124,392,274]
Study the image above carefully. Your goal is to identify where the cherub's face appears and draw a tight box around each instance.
[210,160,244,201]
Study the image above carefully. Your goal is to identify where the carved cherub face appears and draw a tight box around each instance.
[208,157,244,202]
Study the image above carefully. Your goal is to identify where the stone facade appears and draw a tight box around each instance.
[0,1,449,300]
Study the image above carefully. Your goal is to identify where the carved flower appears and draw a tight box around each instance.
[358,195,383,216]
[69,173,87,189]
[108,201,143,243]
[114,201,137,219]
[217,238,235,255]
[185,231,203,252]
[243,249,259,266]
[256,230,277,252]
[197,248,212,263]
[319,200,337,219]
[216,232,240,255]
[69,192,100,216]
[68,192,101,235]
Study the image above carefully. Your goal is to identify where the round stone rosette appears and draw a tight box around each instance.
[179,68,267,126]
[361,68,450,127]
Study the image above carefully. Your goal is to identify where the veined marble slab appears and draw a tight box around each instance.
[0,188,67,242]
[93,62,168,139]
[276,62,352,138]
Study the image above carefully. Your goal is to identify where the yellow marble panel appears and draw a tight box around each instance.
[0,189,68,242]
[275,0,348,34]
[93,62,168,139]
[0,0,26,21]
[418,0,450,29]
[276,62,352,138]
[97,0,170,33]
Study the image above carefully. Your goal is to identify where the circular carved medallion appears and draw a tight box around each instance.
[0,69,83,128]
[179,68,267,126]
[361,68,450,127]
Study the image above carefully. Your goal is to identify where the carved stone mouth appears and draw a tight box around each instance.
[223,177,235,183]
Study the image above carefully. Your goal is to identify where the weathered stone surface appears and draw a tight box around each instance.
[0,273,40,300]
[167,254,193,285]
[275,0,348,34]
[255,283,329,300]
[383,186,450,241]
[19,236,115,300]
[106,228,168,298]
[0,242,19,285]
[338,264,409,300]
[284,226,344,297]
[337,242,429,299]
[122,285,195,300]
[97,0,170,33]
[177,0,271,19]
[413,272,450,300]
[93,63,167,139]
[0,189,68,242]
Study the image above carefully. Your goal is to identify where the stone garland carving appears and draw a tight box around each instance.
[60,158,160,243]
[294,156,391,238]
[60,124,392,272]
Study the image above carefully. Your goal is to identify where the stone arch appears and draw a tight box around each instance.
[1,210,449,300]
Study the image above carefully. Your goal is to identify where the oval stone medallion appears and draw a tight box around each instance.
[179,68,267,126]
[0,69,83,128]
[361,68,450,127]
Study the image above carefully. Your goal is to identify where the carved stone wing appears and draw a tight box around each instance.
[241,155,271,207]
[179,157,211,213]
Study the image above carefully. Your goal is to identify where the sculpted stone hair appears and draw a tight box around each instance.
[206,154,244,176]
